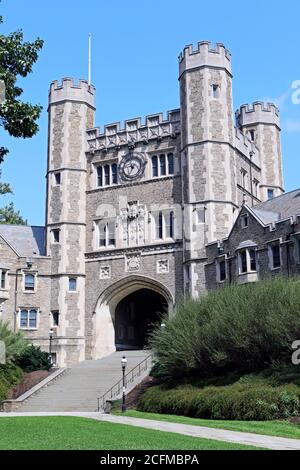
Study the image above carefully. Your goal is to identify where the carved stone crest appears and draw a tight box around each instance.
[126,253,141,272]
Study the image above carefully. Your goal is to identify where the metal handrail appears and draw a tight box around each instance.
[97,353,152,412]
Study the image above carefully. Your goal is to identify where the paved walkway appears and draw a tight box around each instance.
[0,411,299,450]
[18,350,149,412]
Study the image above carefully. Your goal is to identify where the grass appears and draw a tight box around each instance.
[118,410,300,440]
[0,416,261,450]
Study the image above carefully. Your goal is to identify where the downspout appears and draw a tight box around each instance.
[14,267,22,332]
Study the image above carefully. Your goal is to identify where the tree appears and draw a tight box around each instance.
[0,5,43,223]
[0,320,27,362]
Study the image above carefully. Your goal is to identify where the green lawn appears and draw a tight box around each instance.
[0,416,260,450]
[118,410,300,440]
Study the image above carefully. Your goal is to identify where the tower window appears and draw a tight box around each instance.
[68,278,77,292]
[152,153,174,178]
[212,84,219,98]
[24,273,35,292]
[52,311,59,327]
[54,172,61,185]
[154,210,175,241]
[98,220,116,248]
[152,156,158,177]
[267,188,274,200]
[240,169,247,189]
[52,229,60,243]
[96,163,118,187]
[249,129,256,141]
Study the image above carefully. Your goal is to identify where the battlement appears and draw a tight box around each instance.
[86,109,181,152]
[236,102,280,129]
[178,41,232,77]
[49,77,96,109]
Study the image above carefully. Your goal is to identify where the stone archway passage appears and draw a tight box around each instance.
[114,288,168,350]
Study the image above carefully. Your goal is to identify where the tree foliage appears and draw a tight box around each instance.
[0,320,28,362]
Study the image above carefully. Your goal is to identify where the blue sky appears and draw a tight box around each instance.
[1,0,300,226]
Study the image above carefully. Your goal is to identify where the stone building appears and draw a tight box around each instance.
[0,41,289,366]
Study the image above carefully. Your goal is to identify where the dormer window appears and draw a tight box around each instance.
[241,214,249,229]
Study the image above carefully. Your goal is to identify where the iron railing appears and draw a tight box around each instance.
[97,354,152,412]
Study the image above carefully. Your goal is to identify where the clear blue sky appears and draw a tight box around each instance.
[1,0,300,226]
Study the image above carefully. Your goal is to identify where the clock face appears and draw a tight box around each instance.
[119,153,146,181]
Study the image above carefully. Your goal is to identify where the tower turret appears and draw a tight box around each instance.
[236,102,284,200]
[179,41,237,298]
[46,78,96,366]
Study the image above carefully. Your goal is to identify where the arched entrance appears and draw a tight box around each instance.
[92,275,173,359]
[115,288,167,350]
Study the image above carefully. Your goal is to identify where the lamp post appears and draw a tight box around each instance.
[49,328,53,366]
[121,355,127,413]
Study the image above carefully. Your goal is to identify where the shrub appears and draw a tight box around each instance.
[149,277,300,379]
[138,382,300,421]
[0,363,23,402]
[0,320,28,361]
[14,345,52,372]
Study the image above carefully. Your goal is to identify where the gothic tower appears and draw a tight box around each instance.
[236,102,284,200]
[179,42,237,297]
[46,78,96,366]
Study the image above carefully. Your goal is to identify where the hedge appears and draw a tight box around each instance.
[137,382,300,421]
[0,363,23,402]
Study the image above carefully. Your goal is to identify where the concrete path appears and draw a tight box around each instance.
[0,411,299,450]
[18,350,149,412]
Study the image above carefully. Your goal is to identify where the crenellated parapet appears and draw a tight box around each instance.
[178,41,232,77]
[236,102,280,129]
[49,77,96,109]
[86,109,180,152]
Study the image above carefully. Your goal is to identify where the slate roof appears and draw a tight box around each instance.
[0,225,46,257]
[251,188,300,224]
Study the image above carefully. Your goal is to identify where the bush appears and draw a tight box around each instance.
[0,320,28,361]
[149,277,300,380]
[0,363,23,402]
[138,382,300,421]
[14,345,52,372]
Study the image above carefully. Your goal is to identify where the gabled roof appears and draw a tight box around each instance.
[0,225,46,257]
[252,188,300,223]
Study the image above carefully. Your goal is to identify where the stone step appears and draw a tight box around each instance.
[20,350,150,412]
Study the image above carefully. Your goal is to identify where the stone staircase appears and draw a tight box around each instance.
[19,350,150,412]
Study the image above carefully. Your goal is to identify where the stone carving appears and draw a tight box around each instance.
[157,259,169,274]
[100,266,111,279]
[121,201,146,247]
[126,253,141,272]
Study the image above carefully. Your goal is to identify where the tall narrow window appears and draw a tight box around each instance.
[0,270,6,289]
[249,129,255,141]
[271,244,281,268]
[167,153,174,175]
[52,311,59,327]
[165,211,174,239]
[68,278,77,292]
[29,309,37,328]
[107,221,115,246]
[152,156,158,177]
[97,166,103,187]
[212,84,219,98]
[240,251,247,274]
[54,172,61,185]
[156,212,163,240]
[24,274,35,292]
[111,164,118,185]
[249,249,257,271]
[159,155,166,176]
[218,260,226,281]
[268,188,274,200]
[104,165,110,186]
[99,223,106,247]
[53,229,60,243]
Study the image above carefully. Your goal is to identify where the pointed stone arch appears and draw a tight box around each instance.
[92,275,174,359]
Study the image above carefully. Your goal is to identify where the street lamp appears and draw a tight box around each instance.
[49,328,54,366]
[121,355,127,413]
